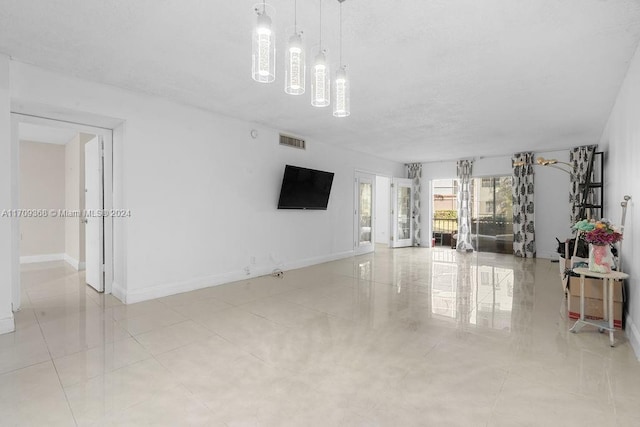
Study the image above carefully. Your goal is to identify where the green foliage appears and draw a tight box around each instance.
[434,210,457,219]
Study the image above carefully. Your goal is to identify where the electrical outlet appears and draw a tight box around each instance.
[244,266,251,275]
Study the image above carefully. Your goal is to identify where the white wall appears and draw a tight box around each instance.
[420,153,571,258]
[0,54,14,333]
[533,150,572,259]
[64,133,82,267]
[375,176,390,244]
[8,61,405,304]
[19,140,65,259]
[599,40,640,358]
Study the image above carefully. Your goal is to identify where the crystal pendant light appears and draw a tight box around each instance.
[333,0,350,117]
[311,0,330,107]
[285,0,305,95]
[334,66,350,117]
[252,1,275,83]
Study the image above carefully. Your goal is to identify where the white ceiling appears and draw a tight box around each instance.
[19,122,77,145]
[1,0,640,163]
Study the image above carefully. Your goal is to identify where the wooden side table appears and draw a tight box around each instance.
[569,267,628,347]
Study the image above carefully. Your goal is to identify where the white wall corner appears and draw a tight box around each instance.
[0,314,15,335]
[20,253,64,264]
[626,313,640,361]
[63,253,84,270]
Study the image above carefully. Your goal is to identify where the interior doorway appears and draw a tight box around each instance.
[11,113,114,310]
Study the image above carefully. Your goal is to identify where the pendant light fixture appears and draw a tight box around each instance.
[285,0,305,95]
[311,0,330,107]
[252,1,275,83]
[333,0,350,117]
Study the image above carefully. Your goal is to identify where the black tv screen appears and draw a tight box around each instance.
[277,165,335,210]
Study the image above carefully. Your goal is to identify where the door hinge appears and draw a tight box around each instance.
[391,183,394,188]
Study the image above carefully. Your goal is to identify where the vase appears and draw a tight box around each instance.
[588,244,614,273]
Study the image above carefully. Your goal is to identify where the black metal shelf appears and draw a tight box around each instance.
[576,151,604,220]
[578,183,603,189]
[577,203,603,209]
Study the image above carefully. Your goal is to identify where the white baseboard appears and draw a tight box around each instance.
[626,314,640,361]
[123,250,355,304]
[20,253,64,264]
[0,315,15,335]
[281,250,355,272]
[64,254,86,271]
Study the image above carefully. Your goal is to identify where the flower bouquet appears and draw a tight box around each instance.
[573,219,622,273]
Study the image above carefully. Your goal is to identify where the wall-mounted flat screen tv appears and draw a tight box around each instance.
[277,165,335,210]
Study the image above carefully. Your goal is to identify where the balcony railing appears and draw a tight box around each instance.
[432,218,513,235]
[432,218,457,234]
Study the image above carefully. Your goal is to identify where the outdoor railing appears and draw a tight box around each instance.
[432,218,513,235]
[432,218,457,234]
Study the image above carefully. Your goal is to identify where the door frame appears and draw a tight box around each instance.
[10,113,114,309]
[84,135,105,292]
[354,170,376,255]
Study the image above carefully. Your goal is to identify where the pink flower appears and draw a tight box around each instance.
[584,227,622,245]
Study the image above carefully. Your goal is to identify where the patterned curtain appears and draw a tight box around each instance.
[569,145,597,225]
[512,152,536,258]
[406,163,422,246]
[456,160,474,252]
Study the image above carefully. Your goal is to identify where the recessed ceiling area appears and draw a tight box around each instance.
[1,0,640,162]
[19,123,78,145]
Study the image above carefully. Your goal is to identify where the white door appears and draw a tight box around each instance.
[391,177,414,248]
[84,136,104,292]
[354,172,375,255]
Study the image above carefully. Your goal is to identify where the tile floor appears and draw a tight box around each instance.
[2,246,640,426]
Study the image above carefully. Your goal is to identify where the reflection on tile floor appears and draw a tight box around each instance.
[2,246,640,426]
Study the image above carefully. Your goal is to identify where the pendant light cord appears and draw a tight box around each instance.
[319,0,323,50]
[294,0,297,33]
[263,0,266,14]
[339,1,343,66]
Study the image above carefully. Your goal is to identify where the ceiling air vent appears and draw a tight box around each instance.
[279,134,306,150]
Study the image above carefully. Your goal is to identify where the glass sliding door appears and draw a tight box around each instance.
[471,176,513,254]
[432,179,458,247]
